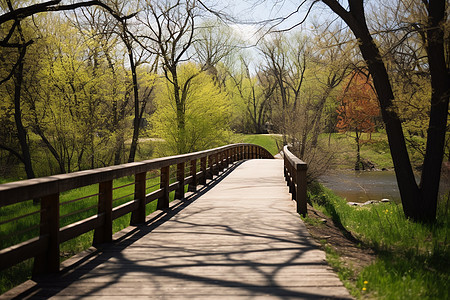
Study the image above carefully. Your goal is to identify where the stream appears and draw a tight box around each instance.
[319,170,450,204]
[319,170,402,203]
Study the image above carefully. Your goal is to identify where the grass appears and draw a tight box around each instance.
[232,133,282,156]
[308,182,450,299]
[319,131,425,170]
[0,170,182,294]
[319,132,393,170]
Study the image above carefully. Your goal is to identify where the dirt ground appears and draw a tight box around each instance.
[303,204,377,274]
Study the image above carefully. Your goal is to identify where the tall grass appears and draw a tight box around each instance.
[308,182,450,299]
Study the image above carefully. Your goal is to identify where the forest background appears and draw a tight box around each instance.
[0,0,448,218]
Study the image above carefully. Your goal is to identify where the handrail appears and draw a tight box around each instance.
[283,145,308,216]
[0,143,273,276]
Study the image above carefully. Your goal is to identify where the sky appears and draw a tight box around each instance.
[208,0,336,45]
[200,0,338,71]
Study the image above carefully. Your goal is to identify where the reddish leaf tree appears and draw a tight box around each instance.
[336,71,380,170]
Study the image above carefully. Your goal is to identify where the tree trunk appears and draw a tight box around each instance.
[114,133,124,165]
[355,129,362,171]
[355,20,422,220]
[310,89,331,148]
[35,126,66,174]
[321,0,442,221]
[14,59,35,180]
[127,47,140,163]
[173,71,186,154]
[418,0,450,222]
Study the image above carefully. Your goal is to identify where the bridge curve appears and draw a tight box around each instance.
[2,158,351,299]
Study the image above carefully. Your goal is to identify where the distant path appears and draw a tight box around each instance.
[3,160,352,299]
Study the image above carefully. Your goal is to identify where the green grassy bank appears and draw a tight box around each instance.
[232,133,282,156]
[306,183,450,299]
[319,131,426,170]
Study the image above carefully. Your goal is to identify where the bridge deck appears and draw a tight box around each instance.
[3,159,352,299]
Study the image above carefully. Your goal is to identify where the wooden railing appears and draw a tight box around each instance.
[0,143,273,276]
[283,145,308,216]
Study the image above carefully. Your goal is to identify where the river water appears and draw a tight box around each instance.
[319,170,402,203]
[319,170,450,204]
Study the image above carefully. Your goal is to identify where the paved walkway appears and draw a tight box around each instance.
[3,159,352,299]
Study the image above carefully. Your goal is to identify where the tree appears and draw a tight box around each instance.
[138,0,200,154]
[0,6,35,179]
[260,32,308,146]
[227,55,275,133]
[0,0,129,85]
[308,22,354,148]
[0,0,132,177]
[193,19,238,81]
[152,63,231,154]
[319,0,449,222]
[336,71,380,170]
[111,0,155,163]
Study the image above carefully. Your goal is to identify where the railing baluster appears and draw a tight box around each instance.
[207,155,214,179]
[33,193,60,276]
[158,166,170,210]
[93,180,113,244]
[189,159,197,192]
[214,153,219,175]
[291,165,297,200]
[131,172,146,224]
[200,156,207,184]
[175,162,185,200]
[296,164,308,216]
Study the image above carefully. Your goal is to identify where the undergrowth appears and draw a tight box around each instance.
[308,182,450,299]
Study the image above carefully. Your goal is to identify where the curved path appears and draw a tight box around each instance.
[3,159,352,299]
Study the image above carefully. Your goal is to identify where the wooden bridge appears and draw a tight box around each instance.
[0,144,352,299]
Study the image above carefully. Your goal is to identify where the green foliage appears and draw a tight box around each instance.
[152,63,232,155]
[308,182,450,299]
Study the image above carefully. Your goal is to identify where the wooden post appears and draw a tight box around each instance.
[296,164,308,216]
[188,159,197,192]
[175,162,185,200]
[219,152,223,172]
[214,153,219,175]
[291,165,297,200]
[217,152,222,172]
[93,180,113,245]
[33,193,60,276]
[131,172,146,225]
[284,157,288,181]
[207,155,214,179]
[200,156,207,184]
[158,166,170,210]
